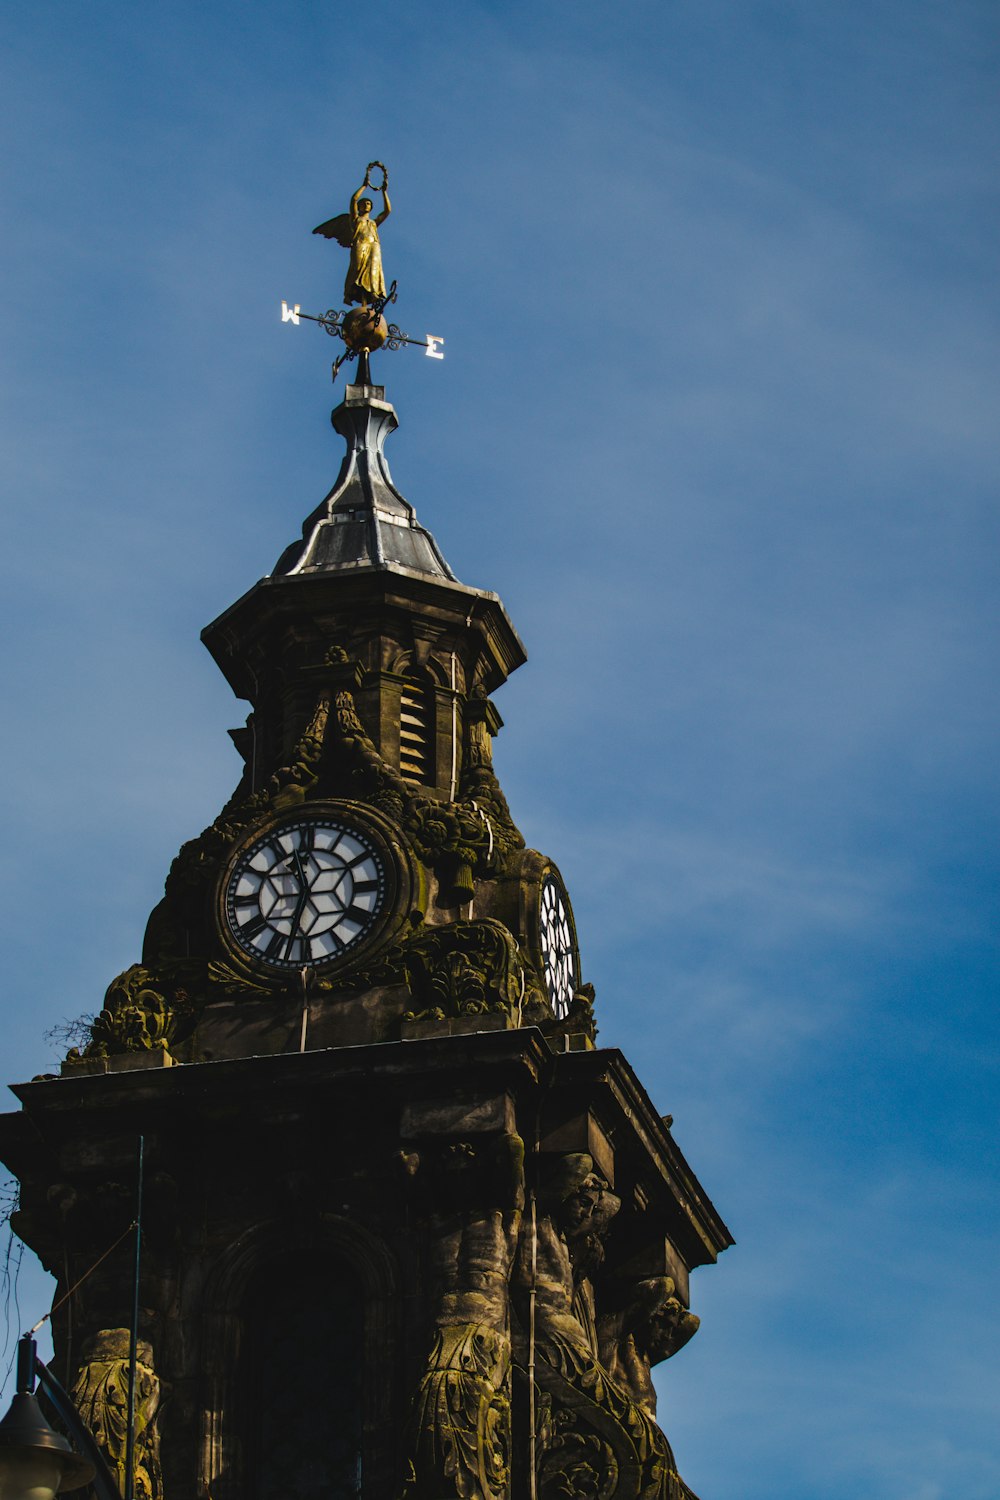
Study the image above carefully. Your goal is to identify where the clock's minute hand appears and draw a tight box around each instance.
[285,848,311,951]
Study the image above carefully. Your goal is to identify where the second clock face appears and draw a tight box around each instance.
[539,875,577,1020]
[224,816,387,971]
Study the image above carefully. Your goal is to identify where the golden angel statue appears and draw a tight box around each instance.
[313,161,392,307]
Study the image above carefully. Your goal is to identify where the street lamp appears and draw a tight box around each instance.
[1,1137,143,1500]
[0,1338,95,1498]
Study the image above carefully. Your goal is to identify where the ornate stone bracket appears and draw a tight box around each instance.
[517,1155,697,1500]
[400,1132,524,1500]
[598,1280,700,1423]
[401,1323,512,1500]
[71,1328,163,1500]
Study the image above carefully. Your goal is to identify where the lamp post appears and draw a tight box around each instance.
[0,1337,95,1499]
[0,1135,143,1500]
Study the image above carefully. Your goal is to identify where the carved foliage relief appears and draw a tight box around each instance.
[400,1134,525,1500]
[523,1155,695,1500]
[71,1329,163,1500]
[400,1147,699,1500]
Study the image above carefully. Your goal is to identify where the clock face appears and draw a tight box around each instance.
[539,876,576,1020]
[224,816,387,971]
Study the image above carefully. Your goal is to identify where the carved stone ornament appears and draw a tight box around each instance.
[401,1323,512,1500]
[598,1279,700,1423]
[522,1155,698,1500]
[162,690,333,930]
[538,981,598,1046]
[71,1328,163,1500]
[401,919,526,1022]
[328,687,525,879]
[68,964,197,1062]
[401,1133,525,1499]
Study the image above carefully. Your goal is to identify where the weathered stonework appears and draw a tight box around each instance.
[0,373,731,1497]
[71,1329,163,1500]
[2,1039,729,1497]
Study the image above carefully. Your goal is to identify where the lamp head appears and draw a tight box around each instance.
[0,1340,96,1497]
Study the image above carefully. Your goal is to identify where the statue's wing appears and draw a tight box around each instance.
[312,212,353,248]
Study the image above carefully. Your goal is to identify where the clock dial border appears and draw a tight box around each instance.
[215,802,410,981]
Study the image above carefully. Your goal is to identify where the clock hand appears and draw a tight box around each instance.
[284,848,312,954]
[282,889,309,958]
[291,845,310,889]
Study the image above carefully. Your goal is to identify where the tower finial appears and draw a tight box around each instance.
[312,161,395,383]
[281,164,445,385]
[313,160,392,310]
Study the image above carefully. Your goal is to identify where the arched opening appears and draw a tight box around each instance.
[243,1252,364,1498]
[200,1218,399,1500]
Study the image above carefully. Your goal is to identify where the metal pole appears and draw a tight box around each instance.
[527,1189,538,1500]
[123,1135,144,1500]
[16,1332,36,1393]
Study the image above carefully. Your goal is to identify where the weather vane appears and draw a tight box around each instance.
[281,161,444,383]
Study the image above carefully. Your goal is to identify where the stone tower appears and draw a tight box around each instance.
[0,365,732,1499]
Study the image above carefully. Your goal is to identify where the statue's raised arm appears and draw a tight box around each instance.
[314,161,391,308]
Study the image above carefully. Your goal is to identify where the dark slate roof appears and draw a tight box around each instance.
[271,378,458,582]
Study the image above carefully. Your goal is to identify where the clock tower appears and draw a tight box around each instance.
[0,359,732,1496]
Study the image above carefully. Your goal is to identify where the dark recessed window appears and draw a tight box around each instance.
[245,1253,363,1499]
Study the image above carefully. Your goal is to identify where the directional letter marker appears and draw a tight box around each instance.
[284,167,444,383]
[280,299,445,383]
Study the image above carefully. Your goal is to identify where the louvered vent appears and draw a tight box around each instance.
[400,681,433,784]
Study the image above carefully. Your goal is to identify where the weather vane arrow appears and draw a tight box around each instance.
[280,160,444,383]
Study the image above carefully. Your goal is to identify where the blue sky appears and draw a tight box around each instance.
[1,3,998,1496]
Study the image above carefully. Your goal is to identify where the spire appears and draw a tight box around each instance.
[272,376,458,582]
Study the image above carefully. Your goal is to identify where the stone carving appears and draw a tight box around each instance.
[401,1133,525,1500]
[204,960,273,997]
[162,691,332,931]
[68,965,195,1062]
[307,916,530,1030]
[459,691,523,865]
[520,1155,695,1500]
[599,1280,700,1423]
[267,690,330,811]
[331,689,524,890]
[402,919,526,1022]
[465,715,494,771]
[331,688,409,820]
[402,1323,512,1500]
[71,1328,163,1500]
[538,981,598,1046]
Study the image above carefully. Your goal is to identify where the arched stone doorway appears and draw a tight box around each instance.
[199,1217,398,1499]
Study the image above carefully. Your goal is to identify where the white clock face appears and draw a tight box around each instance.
[540,876,576,1019]
[225,816,387,971]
